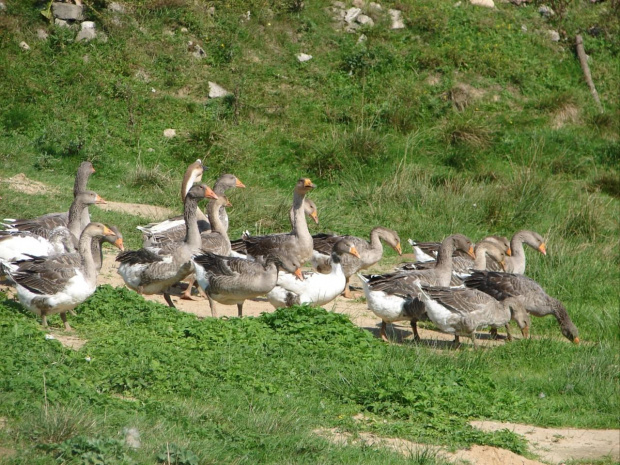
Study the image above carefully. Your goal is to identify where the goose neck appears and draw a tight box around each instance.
[78,231,97,282]
[183,196,201,248]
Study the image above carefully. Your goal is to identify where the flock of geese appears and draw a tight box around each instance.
[0,160,579,347]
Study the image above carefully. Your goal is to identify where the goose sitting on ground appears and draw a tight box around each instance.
[464,270,579,344]
[3,161,96,238]
[267,238,360,308]
[311,226,402,298]
[243,178,316,265]
[415,281,530,348]
[0,191,106,262]
[503,230,546,274]
[116,185,218,308]
[140,171,245,247]
[193,252,302,318]
[409,235,510,263]
[3,223,116,330]
[359,234,475,342]
[230,198,319,258]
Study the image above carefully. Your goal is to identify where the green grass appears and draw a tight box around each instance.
[0,0,618,462]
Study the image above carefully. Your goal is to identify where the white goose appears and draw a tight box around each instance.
[3,223,116,330]
[266,238,360,308]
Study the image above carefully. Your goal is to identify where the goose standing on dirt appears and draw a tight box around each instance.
[503,230,546,274]
[464,270,579,344]
[116,184,218,308]
[359,234,475,342]
[243,178,316,265]
[0,191,106,262]
[415,282,530,348]
[266,238,360,308]
[311,226,402,298]
[3,223,117,330]
[193,252,302,317]
[3,161,96,238]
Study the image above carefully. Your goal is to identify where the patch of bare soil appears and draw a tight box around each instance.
[552,104,580,129]
[48,330,87,351]
[315,428,546,465]
[98,201,174,220]
[470,421,620,463]
[2,173,59,195]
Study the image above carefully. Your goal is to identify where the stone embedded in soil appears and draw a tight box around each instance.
[52,2,84,21]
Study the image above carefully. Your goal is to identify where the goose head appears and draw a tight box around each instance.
[515,230,547,256]
[187,184,218,201]
[84,222,116,238]
[181,159,205,200]
[484,235,511,256]
[214,174,246,195]
[103,225,124,251]
[505,298,531,338]
[378,227,402,255]
[333,238,361,259]
[77,190,106,206]
[451,234,475,259]
[295,178,316,195]
[304,199,319,224]
[476,242,507,270]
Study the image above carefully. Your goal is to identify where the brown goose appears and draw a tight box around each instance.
[416,282,530,348]
[504,230,546,274]
[193,252,302,318]
[117,185,218,308]
[359,234,475,341]
[464,271,579,344]
[242,178,316,264]
[311,227,402,298]
[3,161,96,238]
[4,222,116,330]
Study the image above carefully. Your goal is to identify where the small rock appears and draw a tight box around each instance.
[547,29,560,41]
[345,22,360,33]
[357,34,367,44]
[51,2,84,21]
[241,10,250,21]
[108,2,125,13]
[352,0,364,6]
[388,9,405,29]
[521,24,527,32]
[187,41,206,59]
[85,356,91,362]
[207,6,215,16]
[151,88,156,93]
[123,427,141,449]
[147,148,155,152]
[470,0,495,7]
[344,7,362,23]
[19,41,30,51]
[180,27,188,33]
[296,52,313,62]
[208,81,230,98]
[356,14,374,26]
[538,5,555,17]
[332,1,346,8]
[37,29,49,40]
[76,21,97,42]
[163,129,176,138]
[55,18,70,28]
[538,392,546,399]
[368,2,382,13]
[45,334,55,340]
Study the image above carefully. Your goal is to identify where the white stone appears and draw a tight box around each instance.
[388,9,404,29]
[51,2,84,21]
[81,21,95,30]
[123,428,141,449]
[180,27,188,33]
[357,34,367,44]
[163,129,176,138]
[37,29,49,40]
[208,82,231,98]
[547,29,560,41]
[296,53,313,62]
[470,0,495,8]
[521,24,527,32]
[345,7,362,24]
[76,22,96,41]
[108,2,125,13]
[19,41,30,51]
[187,41,206,59]
[55,18,70,28]
[368,2,382,13]
[539,5,554,17]
[356,14,374,26]
[207,6,215,16]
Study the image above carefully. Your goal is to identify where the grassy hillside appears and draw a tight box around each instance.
[0,0,618,463]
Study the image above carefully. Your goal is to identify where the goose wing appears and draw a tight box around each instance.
[9,253,81,295]
[464,271,542,300]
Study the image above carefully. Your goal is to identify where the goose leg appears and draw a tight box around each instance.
[489,327,499,340]
[59,312,72,331]
[410,319,421,341]
[181,275,197,300]
[163,291,176,308]
[380,321,389,342]
[237,303,243,317]
[41,312,48,328]
[207,294,218,318]
[505,324,513,342]
[470,334,477,349]
[453,335,460,345]
[342,277,353,299]
[521,325,530,339]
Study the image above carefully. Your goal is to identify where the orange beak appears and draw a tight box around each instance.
[91,167,96,173]
[225,198,233,207]
[506,247,512,256]
[310,211,319,224]
[395,242,402,255]
[235,178,246,188]
[114,238,125,251]
[521,326,529,339]
[294,268,304,281]
[349,246,361,259]
[95,194,107,204]
[102,225,114,236]
[467,246,475,259]
[573,337,580,345]
[205,187,219,200]
[538,243,547,255]
[303,178,316,188]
